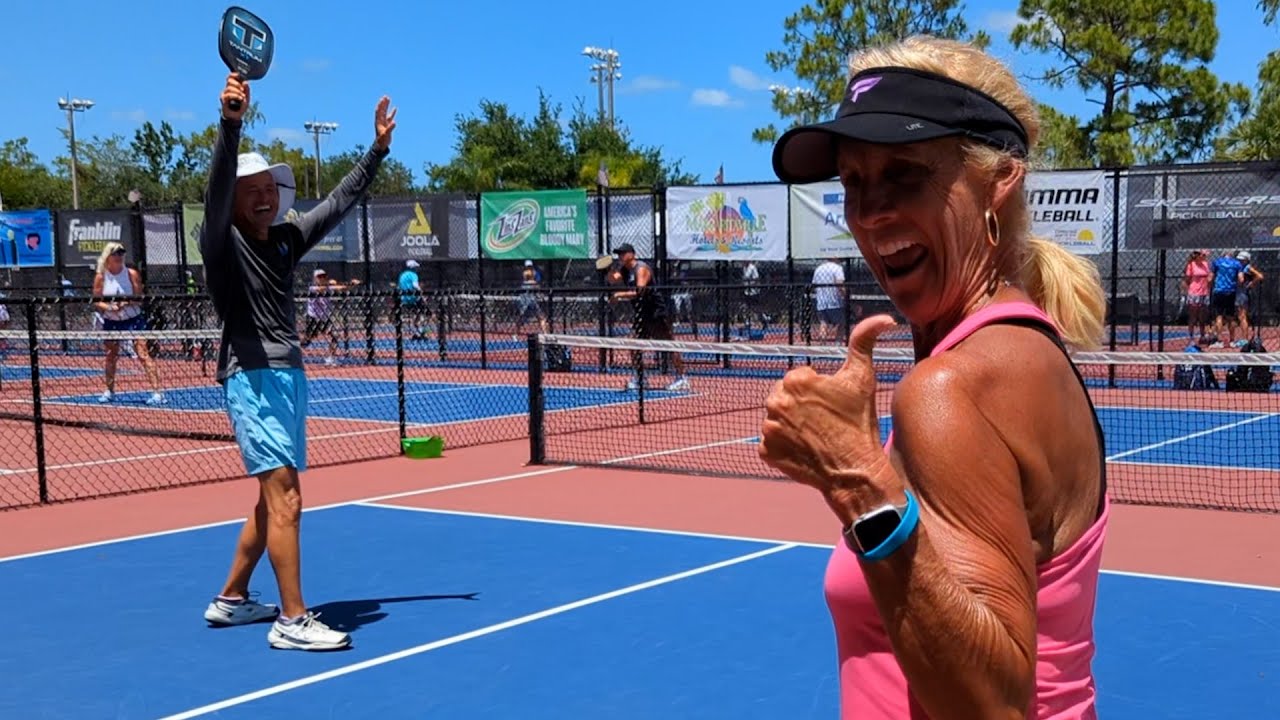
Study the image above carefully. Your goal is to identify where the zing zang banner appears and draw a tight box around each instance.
[480,189,590,260]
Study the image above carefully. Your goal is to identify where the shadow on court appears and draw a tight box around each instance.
[310,592,482,632]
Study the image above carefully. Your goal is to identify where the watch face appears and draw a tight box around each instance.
[854,509,901,551]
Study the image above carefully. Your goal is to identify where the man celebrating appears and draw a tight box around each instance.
[199,71,395,651]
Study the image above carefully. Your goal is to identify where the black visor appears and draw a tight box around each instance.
[771,67,1029,185]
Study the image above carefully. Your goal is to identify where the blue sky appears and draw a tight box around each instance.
[1,0,1275,188]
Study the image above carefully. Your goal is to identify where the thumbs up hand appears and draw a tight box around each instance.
[759,314,901,522]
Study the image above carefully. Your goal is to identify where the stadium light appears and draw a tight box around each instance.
[57,97,94,210]
[303,120,339,199]
[582,46,622,128]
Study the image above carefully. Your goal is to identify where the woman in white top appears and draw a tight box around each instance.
[93,242,164,405]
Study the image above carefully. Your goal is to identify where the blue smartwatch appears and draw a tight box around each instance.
[843,489,920,561]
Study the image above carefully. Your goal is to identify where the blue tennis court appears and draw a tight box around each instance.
[38,377,689,426]
[0,502,1273,719]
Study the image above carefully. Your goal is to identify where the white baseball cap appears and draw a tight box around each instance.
[405,260,420,268]
[313,268,327,277]
[236,152,297,225]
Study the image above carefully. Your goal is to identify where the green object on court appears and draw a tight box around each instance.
[402,436,445,459]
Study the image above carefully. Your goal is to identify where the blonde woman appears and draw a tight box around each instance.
[92,243,164,405]
[763,35,1108,719]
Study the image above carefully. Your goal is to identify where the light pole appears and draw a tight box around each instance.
[582,46,622,128]
[58,97,94,210]
[303,120,339,199]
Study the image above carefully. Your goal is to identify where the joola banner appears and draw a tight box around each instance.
[57,210,136,267]
[1125,167,1280,250]
[1024,170,1111,256]
[788,181,862,259]
[665,184,788,261]
[368,195,466,262]
[480,189,590,260]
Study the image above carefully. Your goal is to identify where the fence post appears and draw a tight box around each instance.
[26,303,48,504]
[393,291,406,446]
[1107,169,1121,388]
[527,333,545,464]
[360,200,376,366]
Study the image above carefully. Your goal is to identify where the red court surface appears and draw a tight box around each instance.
[2,439,1278,591]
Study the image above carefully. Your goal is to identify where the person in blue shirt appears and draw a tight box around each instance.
[397,259,429,340]
[1209,250,1245,343]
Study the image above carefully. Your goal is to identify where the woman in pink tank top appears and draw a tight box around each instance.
[762,36,1111,719]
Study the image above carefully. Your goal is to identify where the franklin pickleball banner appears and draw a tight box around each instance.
[57,210,137,267]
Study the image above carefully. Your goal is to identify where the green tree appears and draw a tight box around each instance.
[1010,0,1249,167]
[1030,104,1091,169]
[753,0,990,144]
[0,138,70,209]
[424,92,695,192]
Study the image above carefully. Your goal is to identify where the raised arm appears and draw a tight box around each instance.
[760,316,1040,720]
[200,73,247,268]
[859,365,1038,719]
[292,96,397,255]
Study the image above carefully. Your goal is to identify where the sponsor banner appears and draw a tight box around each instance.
[182,203,205,265]
[57,209,136,267]
[369,195,467,262]
[480,189,590,260]
[1124,167,1280,250]
[0,209,54,267]
[289,200,361,261]
[788,181,861,259]
[1025,170,1111,255]
[665,185,788,261]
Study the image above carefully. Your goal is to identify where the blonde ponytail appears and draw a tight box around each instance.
[1018,237,1107,351]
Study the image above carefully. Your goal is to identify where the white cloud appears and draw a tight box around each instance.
[301,58,332,72]
[625,75,681,93]
[984,10,1022,34]
[267,127,308,145]
[111,109,147,123]
[691,88,742,108]
[165,109,196,122]
[729,65,773,91]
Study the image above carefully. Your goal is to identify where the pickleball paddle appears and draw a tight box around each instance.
[218,6,274,111]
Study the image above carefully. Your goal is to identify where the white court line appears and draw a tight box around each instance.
[155,543,797,720]
[2,429,1276,595]
[354,503,1280,594]
[1106,413,1279,462]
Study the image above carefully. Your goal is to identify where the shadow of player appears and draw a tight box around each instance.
[309,592,481,633]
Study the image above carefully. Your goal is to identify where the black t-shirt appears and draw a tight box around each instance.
[623,260,668,319]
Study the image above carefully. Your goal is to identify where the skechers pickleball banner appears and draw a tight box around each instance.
[788,181,861,259]
[665,185,788,261]
[480,189,590,260]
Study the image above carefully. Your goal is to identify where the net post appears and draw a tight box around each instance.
[26,303,48,505]
[393,292,407,445]
[527,333,545,464]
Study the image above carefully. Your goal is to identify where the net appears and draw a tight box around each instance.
[0,329,228,441]
[527,333,1280,514]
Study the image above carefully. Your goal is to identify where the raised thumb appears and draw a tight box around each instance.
[840,314,897,373]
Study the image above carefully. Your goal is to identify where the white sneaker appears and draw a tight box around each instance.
[98,390,114,403]
[204,594,279,626]
[665,377,691,392]
[267,611,351,651]
[146,392,166,406]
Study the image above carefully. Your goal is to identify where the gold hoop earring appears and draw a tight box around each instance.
[984,209,1001,248]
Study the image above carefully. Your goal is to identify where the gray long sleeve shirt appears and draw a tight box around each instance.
[199,117,386,383]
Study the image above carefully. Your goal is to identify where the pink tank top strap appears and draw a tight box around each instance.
[929,301,1060,358]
